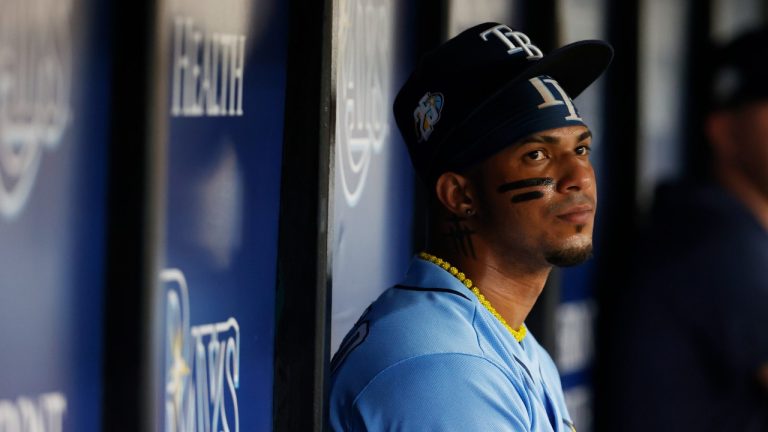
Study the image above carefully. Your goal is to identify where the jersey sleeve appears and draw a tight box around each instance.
[336,353,532,432]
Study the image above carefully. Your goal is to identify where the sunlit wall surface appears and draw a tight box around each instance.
[330,0,416,354]
[637,0,688,209]
[155,0,288,430]
[712,0,764,41]
[0,0,109,430]
[446,0,516,37]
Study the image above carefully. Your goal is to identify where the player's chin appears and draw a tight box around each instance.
[544,240,593,267]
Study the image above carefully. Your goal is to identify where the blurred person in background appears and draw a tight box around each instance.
[610,28,768,431]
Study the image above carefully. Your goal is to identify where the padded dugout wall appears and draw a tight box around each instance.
[152,0,290,430]
[0,0,111,430]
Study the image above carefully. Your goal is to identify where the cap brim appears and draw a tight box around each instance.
[432,39,613,180]
[512,39,614,98]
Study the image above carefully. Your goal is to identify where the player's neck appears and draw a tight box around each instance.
[428,245,551,329]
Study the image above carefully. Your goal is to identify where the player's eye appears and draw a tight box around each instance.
[575,145,591,156]
[525,150,546,161]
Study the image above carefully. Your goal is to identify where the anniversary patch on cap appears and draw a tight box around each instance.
[414,91,445,142]
[393,22,613,185]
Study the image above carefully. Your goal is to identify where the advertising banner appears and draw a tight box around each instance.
[156,1,288,430]
[0,0,110,430]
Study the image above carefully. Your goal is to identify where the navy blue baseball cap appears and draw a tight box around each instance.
[394,22,613,185]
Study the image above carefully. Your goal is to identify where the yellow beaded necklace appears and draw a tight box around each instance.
[418,252,527,342]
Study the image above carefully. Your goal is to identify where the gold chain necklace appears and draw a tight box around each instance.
[418,252,527,342]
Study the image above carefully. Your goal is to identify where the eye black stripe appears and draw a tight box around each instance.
[497,178,554,193]
[511,191,544,203]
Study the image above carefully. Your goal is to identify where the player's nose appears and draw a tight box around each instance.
[555,156,594,193]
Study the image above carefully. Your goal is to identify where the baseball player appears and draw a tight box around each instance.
[329,22,612,431]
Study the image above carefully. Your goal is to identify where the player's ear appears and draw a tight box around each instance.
[434,172,476,216]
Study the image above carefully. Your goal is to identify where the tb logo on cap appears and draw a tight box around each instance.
[480,25,543,59]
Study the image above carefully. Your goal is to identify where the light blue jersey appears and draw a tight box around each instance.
[329,257,575,431]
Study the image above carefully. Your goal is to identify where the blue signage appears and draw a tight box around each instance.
[156,1,288,431]
[0,0,110,430]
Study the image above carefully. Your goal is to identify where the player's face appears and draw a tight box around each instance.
[471,125,596,268]
[728,102,768,199]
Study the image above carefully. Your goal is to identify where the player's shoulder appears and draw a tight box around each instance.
[331,351,528,431]
[328,283,531,431]
[332,283,482,371]
[329,283,488,400]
